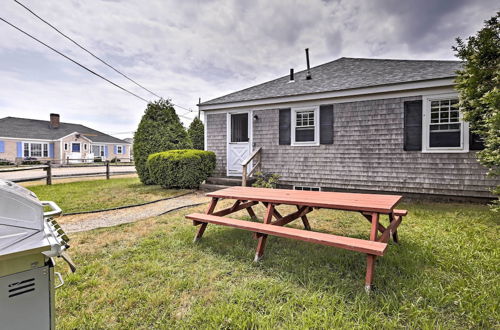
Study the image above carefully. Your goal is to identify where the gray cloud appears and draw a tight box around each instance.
[0,0,497,137]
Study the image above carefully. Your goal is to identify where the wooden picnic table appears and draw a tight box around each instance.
[186,186,407,291]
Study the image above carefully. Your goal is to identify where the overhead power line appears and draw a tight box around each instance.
[13,0,161,99]
[12,0,195,115]
[0,16,150,102]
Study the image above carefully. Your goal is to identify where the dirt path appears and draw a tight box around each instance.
[60,192,210,233]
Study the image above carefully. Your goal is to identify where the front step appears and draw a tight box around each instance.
[199,183,231,192]
[200,176,256,192]
[205,176,255,186]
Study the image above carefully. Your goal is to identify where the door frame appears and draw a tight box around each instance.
[226,110,253,177]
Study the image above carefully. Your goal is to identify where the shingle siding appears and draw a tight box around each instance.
[206,113,227,176]
[206,96,498,198]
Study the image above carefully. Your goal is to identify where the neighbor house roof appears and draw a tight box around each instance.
[201,57,462,106]
[0,117,129,144]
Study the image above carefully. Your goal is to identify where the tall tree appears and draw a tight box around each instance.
[453,12,500,208]
[188,117,205,150]
[134,99,191,184]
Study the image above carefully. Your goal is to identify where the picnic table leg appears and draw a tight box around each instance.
[194,197,219,243]
[254,203,274,262]
[388,213,399,243]
[365,212,379,292]
[246,206,258,220]
[297,205,312,230]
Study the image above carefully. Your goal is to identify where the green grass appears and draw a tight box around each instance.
[55,201,499,329]
[27,177,187,213]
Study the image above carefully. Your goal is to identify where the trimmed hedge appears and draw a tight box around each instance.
[147,149,215,189]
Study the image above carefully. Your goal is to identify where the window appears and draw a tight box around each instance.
[423,94,468,152]
[230,113,249,142]
[92,145,105,157]
[291,107,319,146]
[84,143,88,150]
[71,143,81,153]
[294,186,321,191]
[64,143,68,151]
[117,145,123,154]
[23,142,49,158]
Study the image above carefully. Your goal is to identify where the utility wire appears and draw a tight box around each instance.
[0,16,150,102]
[12,0,195,114]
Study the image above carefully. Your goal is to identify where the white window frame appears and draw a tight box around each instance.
[422,93,469,153]
[116,145,123,154]
[291,106,320,146]
[23,142,49,158]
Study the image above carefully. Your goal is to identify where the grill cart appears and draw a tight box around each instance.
[0,179,76,330]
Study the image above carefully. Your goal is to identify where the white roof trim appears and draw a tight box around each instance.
[200,78,455,111]
[58,132,94,142]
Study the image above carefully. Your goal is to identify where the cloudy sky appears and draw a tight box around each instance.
[0,0,497,139]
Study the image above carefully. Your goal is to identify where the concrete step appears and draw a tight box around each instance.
[206,176,255,186]
[199,183,231,192]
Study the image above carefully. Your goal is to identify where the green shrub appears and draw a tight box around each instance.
[134,99,191,185]
[252,172,280,189]
[21,158,41,165]
[147,149,215,189]
[0,159,14,166]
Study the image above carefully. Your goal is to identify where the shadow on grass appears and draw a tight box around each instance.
[191,223,436,294]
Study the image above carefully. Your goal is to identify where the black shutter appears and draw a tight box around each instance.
[404,100,423,151]
[320,104,334,144]
[469,131,485,150]
[279,108,291,145]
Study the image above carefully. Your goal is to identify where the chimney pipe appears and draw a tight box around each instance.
[50,113,60,129]
[289,68,294,82]
[305,48,312,80]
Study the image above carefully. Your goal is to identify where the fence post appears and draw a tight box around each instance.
[46,161,52,185]
[106,160,110,180]
[66,156,69,165]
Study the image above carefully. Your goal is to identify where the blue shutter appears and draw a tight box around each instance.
[104,146,109,157]
[0,141,4,153]
[49,143,55,158]
[16,142,22,157]
[122,145,126,155]
[114,145,117,154]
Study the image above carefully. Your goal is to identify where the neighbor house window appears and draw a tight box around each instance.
[23,142,49,158]
[117,145,123,154]
[423,95,468,152]
[291,107,319,146]
[92,145,105,157]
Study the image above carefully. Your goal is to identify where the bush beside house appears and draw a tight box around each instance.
[134,99,191,185]
[147,149,215,188]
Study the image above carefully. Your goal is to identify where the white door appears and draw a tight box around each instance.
[227,112,251,176]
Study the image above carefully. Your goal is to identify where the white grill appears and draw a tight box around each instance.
[0,179,75,330]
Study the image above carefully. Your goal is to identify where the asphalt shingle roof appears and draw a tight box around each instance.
[202,57,462,105]
[0,117,129,144]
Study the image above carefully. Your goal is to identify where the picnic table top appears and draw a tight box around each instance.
[207,186,402,214]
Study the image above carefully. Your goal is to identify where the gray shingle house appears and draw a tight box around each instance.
[199,57,499,199]
[0,114,131,164]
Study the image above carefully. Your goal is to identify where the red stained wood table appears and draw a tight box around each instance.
[186,186,407,291]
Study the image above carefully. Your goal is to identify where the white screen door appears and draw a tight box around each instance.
[227,112,251,176]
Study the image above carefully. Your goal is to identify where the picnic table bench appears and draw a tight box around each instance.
[186,186,407,291]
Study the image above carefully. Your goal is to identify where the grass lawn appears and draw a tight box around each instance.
[27,177,187,213]
[55,200,499,329]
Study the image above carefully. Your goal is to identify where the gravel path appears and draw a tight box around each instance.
[60,192,210,233]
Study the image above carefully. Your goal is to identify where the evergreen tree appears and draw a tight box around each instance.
[188,117,205,150]
[453,12,499,208]
[133,99,191,184]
